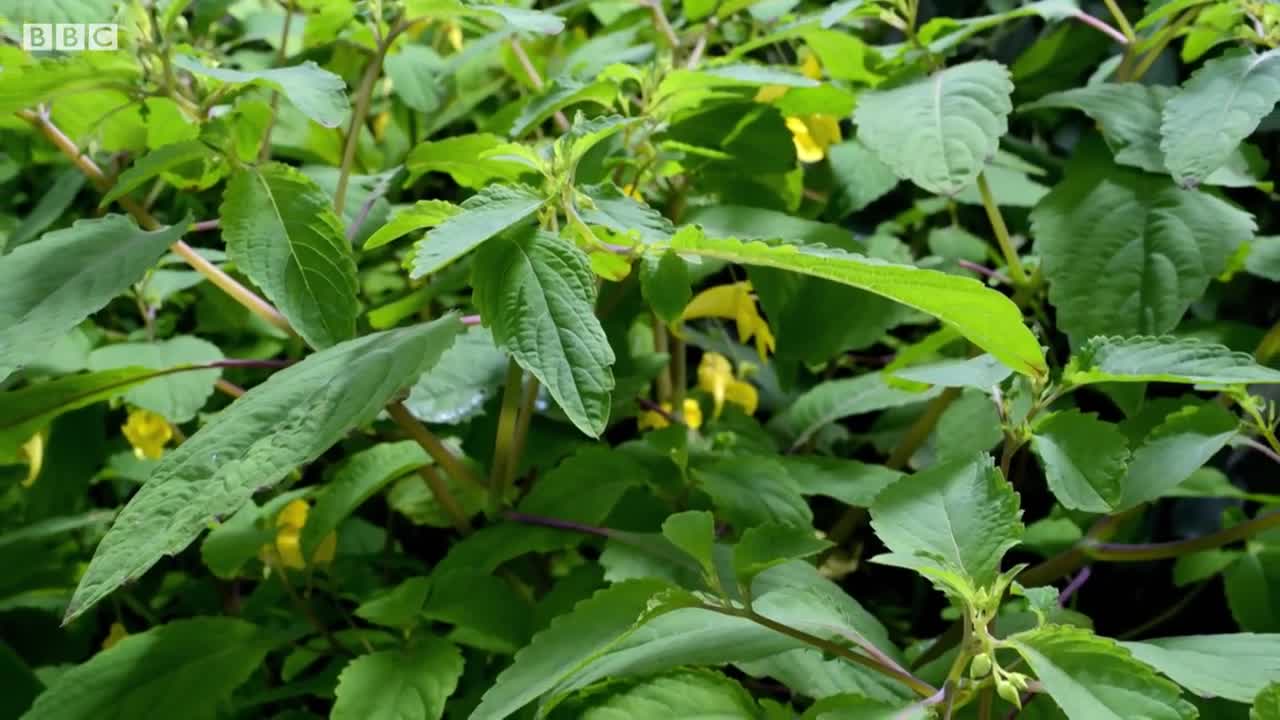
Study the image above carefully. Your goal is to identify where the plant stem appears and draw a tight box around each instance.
[334,37,391,216]
[1117,582,1207,639]
[215,378,247,398]
[700,603,938,698]
[18,109,293,335]
[1072,10,1129,45]
[671,335,688,408]
[1255,318,1280,365]
[1101,0,1136,42]
[645,0,681,50]
[1085,510,1280,562]
[1127,9,1197,82]
[387,402,485,492]
[826,387,961,545]
[654,316,673,403]
[976,173,1028,288]
[259,0,294,161]
[511,374,540,479]
[509,37,570,131]
[415,462,472,534]
[489,359,525,513]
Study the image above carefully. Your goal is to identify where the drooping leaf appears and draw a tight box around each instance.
[1064,336,1280,387]
[825,139,900,218]
[0,215,186,376]
[0,51,139,115]
[776,456,905,508]
[1032,143,1254,345]
[769,372,940,448]
[1117,403,1238,510]
[891,355,1013,391]
[404,326,510,425]
[472,227,615,436]
[660,228,1047,378]
[87,337,223,423]
[404,134,533,188]
[1121,634,1280,703]
[1030,411,1130,513]
[102,141,220,205]
[20,618,277,720]
[1161,49,1280,187]
[64,318,463,622]
[579,184,675,245]
[854,61,1013,195]
[1008,625,1197,720]
[174,55,349,128]
[510,76,617,137]
[410,184,548,279]
[869,453,1023,591]
[331,637,464,720]
[220,164,359,349]
[568,670,762,719]
[363,200,460,250]
[640,251,692,324]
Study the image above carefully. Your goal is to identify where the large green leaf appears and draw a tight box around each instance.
[1064,336,1280,387]
[410,184,548,279]
[174,55,349,128]
[1031,144,1254,345]
[1117,403,1238,510]
[473,228,615,437]
[404,134,532,188]
[1122,634,1280,703]
[569,670,762,719]
[660,228,1046,378]
[0,51,139,115]
[1030,411,1129,513]
[768,372,940,448]
[1161,49,1280,187]
[64,319,462,623]
[1021,84,1264,187]
[102,141,220,205]
[1008,625,1197,720]
[404,326,509,424]
[220,164,359,349]
[87,337,223,423]
[869,453,1023,591]
[0,215,186,377]
[854,61,1013,195]
[364,200,460,250]
[301,441,428,557]
[331,637,464,720]
[469,580,670,720]
[19,618,276,720]
[694,456,812,529]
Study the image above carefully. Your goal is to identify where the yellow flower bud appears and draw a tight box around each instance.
[267,499,337,570]
[19,432,44,487]
[122,409,173,460]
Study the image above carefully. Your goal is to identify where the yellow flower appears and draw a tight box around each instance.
[786,114,842,163]
[755,53,823,104]
[800,53,823,80]
[122,409,172,461]
[697,352,759,418]
[754,84,789,103]
[102,622,128,651]
[681,281,776,359]
[19,432,44,487]
[270,499,337,570]
[446,22,463,52]
[638,398,704,431]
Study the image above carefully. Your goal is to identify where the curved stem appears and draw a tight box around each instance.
[387,402,486,492]
[415,463,472,534]
[976,173,1027,288]
[1128,9,1197,83]
[1101,0,1136,42]
[489,359,525,512]
[1084,510,1280,562]
[334,40,390,216]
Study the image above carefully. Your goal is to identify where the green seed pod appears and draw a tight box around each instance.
[969,653,993,679]
[1008,672,1029,691]
[996,679,1022,708]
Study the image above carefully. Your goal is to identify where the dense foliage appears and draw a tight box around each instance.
[3,0,1280,717]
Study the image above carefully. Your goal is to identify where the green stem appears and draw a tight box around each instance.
[489,359,525,513]
[1101,0,1136,42]
[259,0,295,161]
[1127,9,1197,82]
[1255,317,1280,365]
[511,374,540,478]
[336,18,412,215]
[1084,510,1280,562]
[654,315,673,403]
[700,603,939,698]
[414,462,472,534]
[671,335,688,409]
[976,173,1028,288]
[387,402,485,492]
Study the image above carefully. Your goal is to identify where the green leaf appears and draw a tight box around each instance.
[1030,411,1130,513]
[733,523,832,588]
[404,134,532,189]
[801,695,921,720]
[64,318,462,623]
[1121,634,1280,703]
[854,61,1013,195]
[1226,538,1280,632]
[363,200,460,250]
[1031,144,1255,345]
[404,326,510,424]
[174,55,349,128]
[661,228,1047,378]
[410,184,548,279]
[19,618,277,720]
[695,456,812,529]
[473,228,615,437]
[0,215,187,376]
[331,637,464,720]
[1117,403,1238,510]
[1065,336,1280,387]
[1247,236,1280,282]
[579,184,675,245]
[769,372,940,448]
[1256,683,1280,720]
[571,670,762,719]
[825,139,900,218]
[87,337,223,423]
[357,577,432,629]
[1161,49,1280,187]
[301,441,427,557]
[869,453,1023,591]
[511,77,616,138]
[662,511,717,577]
[7,169,85,250]
[776,456,904,508]
[0,367,199,456]
[1008,625,1197,720]
[0,51,139,115]
[102,141,219,205]
[220,164,359,349]
[469,580,670,720]
[640,251,692,324]
[891,355,1013,390]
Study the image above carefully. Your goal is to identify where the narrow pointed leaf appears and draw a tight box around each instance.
[410,184,548,279]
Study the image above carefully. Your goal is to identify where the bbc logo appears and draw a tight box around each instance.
[21,24,119,51]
